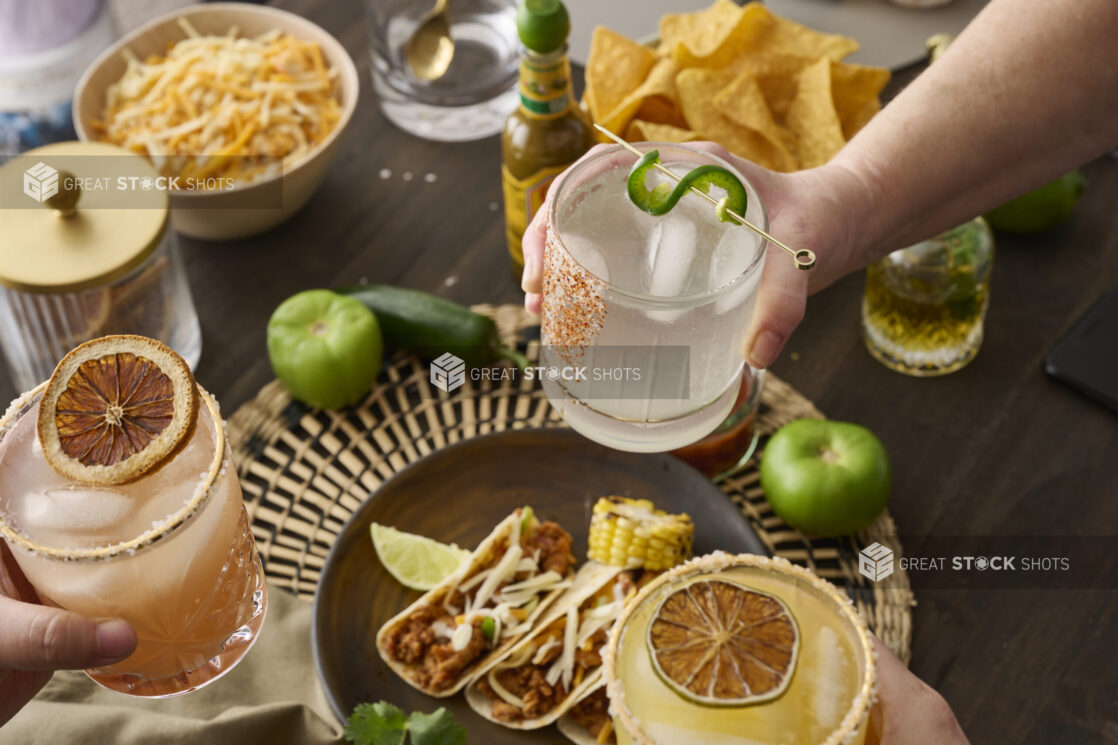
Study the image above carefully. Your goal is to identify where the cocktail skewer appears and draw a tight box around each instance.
[593,123,816,271]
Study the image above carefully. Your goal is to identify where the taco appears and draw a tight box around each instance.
[376,507,578,697]
[557,684,616,745]
[465,562,639,729]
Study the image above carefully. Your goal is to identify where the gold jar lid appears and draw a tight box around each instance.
[0,141,169,294]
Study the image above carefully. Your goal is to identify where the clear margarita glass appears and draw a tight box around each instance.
[540,144,768,453]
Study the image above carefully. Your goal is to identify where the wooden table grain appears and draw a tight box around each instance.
[3,2,1116,742]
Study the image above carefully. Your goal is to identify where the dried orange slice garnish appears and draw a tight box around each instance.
[647,578,799,706]
[37,335,198,486]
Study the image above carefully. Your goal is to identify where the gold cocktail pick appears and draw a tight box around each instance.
[593,123,816,271]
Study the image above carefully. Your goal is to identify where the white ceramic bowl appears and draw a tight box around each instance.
[74,2,359,241]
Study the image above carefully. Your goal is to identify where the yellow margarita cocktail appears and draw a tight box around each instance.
[0,336,267,697]
[604,553,875,745]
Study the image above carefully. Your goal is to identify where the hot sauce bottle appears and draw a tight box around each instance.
[501,0,593,274]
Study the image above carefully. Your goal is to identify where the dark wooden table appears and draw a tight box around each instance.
[4,2,1116,743]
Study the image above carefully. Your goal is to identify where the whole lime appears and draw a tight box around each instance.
[985,170,1085,234]
[760,419,891,537]
[267,289,382,409]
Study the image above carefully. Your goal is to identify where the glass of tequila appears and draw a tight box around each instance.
[0,379,267,697]
[541,144,767,452]
[861,217,995,376]
[604,553,876,745]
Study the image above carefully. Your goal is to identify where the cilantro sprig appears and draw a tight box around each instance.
[344,702,467,745]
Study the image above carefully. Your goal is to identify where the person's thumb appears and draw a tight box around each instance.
[0,596,135,671]
[742,244,808,369]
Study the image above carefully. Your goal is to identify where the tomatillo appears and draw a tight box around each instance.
[267,289,383,410]
[759,419,890,537]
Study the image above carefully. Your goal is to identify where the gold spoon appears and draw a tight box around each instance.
[406,0,455,82]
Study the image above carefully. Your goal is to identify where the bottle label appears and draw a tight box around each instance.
[518,57,573,121]
[502,162,568,268]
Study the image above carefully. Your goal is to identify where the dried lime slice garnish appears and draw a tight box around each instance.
[37,335,199,486]
[647,578,799,707]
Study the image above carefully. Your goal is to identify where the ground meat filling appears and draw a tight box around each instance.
[424,618,487,690]
[384,521,576,691]
[530,521,577,576]
[568,688,614,743]
[574,628,608,669]
[383,606,439,665]
[477,663,570,722]
[384,609,487,691]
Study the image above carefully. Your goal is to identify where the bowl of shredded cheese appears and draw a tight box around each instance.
[74,3,359,240]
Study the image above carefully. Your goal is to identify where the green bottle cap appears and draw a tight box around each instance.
[517,0,570,54]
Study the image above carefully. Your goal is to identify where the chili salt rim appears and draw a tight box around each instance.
[0,382,228,562]
[603,552,879,745]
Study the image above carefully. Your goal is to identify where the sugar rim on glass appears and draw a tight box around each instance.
[546,143,770,307]
[0,382,227,562]
[602,552,879,745]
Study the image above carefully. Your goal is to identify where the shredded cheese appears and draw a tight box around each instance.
[532,637,561,665]
[546,606,580,689]
[451,622,474,652]
[431,620,456,640]
[487,669,526,710]
[457,568,493,594]
[96,19,341,187]
[470,520,524,613]
[502,570,564,594]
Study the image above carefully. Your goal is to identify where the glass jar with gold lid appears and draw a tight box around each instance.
[0,141,200,390]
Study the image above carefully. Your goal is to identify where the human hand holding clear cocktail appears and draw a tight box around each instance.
[519,138,871,453]
[522,142,867,371]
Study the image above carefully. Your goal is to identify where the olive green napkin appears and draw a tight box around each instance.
[3,585,345,745]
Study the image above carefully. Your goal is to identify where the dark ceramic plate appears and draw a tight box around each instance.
[312,428,766,739]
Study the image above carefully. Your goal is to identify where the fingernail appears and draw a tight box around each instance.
[534,215,548,237]
[748,330,783,369]
[521,254,541,293]
[96,619,135,661]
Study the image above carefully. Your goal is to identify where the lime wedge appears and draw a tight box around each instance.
[371,523,471,591]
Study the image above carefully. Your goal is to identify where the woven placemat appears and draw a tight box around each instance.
[227,304,914,663]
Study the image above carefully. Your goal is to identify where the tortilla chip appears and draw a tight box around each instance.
[714,72,798,172]
[634,98,688,129]
[748,4,859,61]
[841,96,880,140]
[721,52,813,120]
[830,61,890,137]
[676,67,789,171]
[625,120,699,143]
[607,58,689,132]
[586,27,656,128]
[590,1,881,171]
[660,1,768,69]
[785,58,845,168]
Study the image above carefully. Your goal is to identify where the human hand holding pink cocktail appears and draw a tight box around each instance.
[0,336,267,705]
[0,542,137,726]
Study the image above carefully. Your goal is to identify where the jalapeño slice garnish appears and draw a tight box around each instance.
[626,150,748,223]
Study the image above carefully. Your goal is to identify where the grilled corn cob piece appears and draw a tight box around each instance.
[587,497,693,571]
